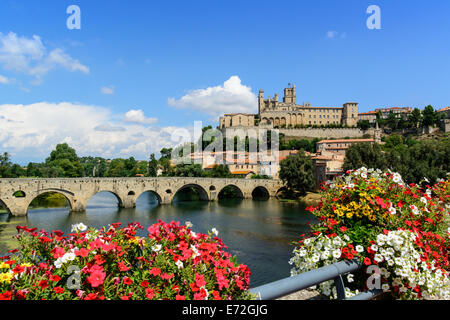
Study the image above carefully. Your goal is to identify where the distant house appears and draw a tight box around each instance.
[437,106,450,119]
[358,111,377,124]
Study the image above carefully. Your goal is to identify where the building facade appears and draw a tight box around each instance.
[219,84,359,129]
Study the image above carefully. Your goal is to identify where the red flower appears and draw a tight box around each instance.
[149,268,161,276]
[87,270,106,288]
[123,277,133,285]
[54,287,64,294]
[176,294,185,300]
[75,248,89,258]
[118,261,129,272]
[84,293,99,300]
[49,274,61,282]
[340,226,347,232]
[305,206,315,212]
[12,265,25,274]
[38,280,49,289]
[160,273,174,280]
[195,273,206,288]
[51,247,65,259]
[0,291,12,300]
[363,257,371,266]
[212,290,222,300]
[140,280,149,288]
[145,288,155,300]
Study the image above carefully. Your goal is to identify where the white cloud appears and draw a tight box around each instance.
[100,86,115,95]
[123,109,158,124]
[0,32,89,84]
[0,74,9,84]
[167,75,258,119]
[0,102,187,161]
[326,31,338,38]
[326,31,346,39]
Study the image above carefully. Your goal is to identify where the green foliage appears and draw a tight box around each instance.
[279,150,315,196]
[148,154,158,177]
[203,164,233,178]
[357,120,371,130]
[343,137,450,184]
[343,143,387,173]
[44,143,83,177]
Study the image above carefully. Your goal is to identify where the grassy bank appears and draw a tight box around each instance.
[277,191,322,206]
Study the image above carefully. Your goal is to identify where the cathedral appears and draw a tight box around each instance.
[219,84,359,129]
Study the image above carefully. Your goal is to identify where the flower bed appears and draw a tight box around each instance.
[0,220,252,300]
[290,168,450,300]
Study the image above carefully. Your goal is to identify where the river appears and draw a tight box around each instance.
[0,192,316,287]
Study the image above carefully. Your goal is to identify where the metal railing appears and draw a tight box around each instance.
[249,259,383,300]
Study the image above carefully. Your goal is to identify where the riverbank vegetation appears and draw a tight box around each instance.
[343,134,450,184]
[290,168,449,300]
[278,150,315,199]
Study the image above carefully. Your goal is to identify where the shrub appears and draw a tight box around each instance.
[0,221,252,300]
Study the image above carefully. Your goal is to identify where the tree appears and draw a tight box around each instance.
[148,154,158,177]
[45,143,83,177]
[343,143,387,172]
[357,120,371,130]
[408,108,422,128]
[279,151,315,196]
[0,152,12,178]
[160,148,173,160]
[158,157,175,176]
[203,164,233,178]
[422,105,437,127]
[386,111,399,131]
[174,164,204,177]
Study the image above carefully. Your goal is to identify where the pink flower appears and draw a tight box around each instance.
[87,270,106,288]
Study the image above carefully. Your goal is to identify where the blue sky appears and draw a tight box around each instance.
[1,0,450,163]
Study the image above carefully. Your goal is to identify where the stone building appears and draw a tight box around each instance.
[219,84,359,129]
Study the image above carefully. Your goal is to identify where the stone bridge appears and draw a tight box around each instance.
[0,177,285,216]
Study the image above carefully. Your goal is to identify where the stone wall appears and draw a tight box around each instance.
[280,128,374,140]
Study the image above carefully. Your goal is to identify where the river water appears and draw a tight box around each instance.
[0,192,316,287]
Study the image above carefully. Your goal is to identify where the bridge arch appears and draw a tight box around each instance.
[218,185,244,200]
[135,190,162,205]
[26,191,73,213]
[86,190,124,208]
[0,198,11,215]
[252,186,270,200]
[173,184,209,202]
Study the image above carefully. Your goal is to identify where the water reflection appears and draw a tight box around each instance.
[0,192,316,287]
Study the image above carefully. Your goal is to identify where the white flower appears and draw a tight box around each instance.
[54,258,63,269]
[211,228,219,236]
[388,206,396,215]
[71,223,88,233]
[63,252,76,262]
[347,274,354,283]
[175,260,184,269]
[151,244,162,252]
[420,197,427,205]
[374,254,384,263]
[371,244,378,252]
[185,221,193,228]
[332,249,341,259]
[382,284,390,291]
[355,245,364,253]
